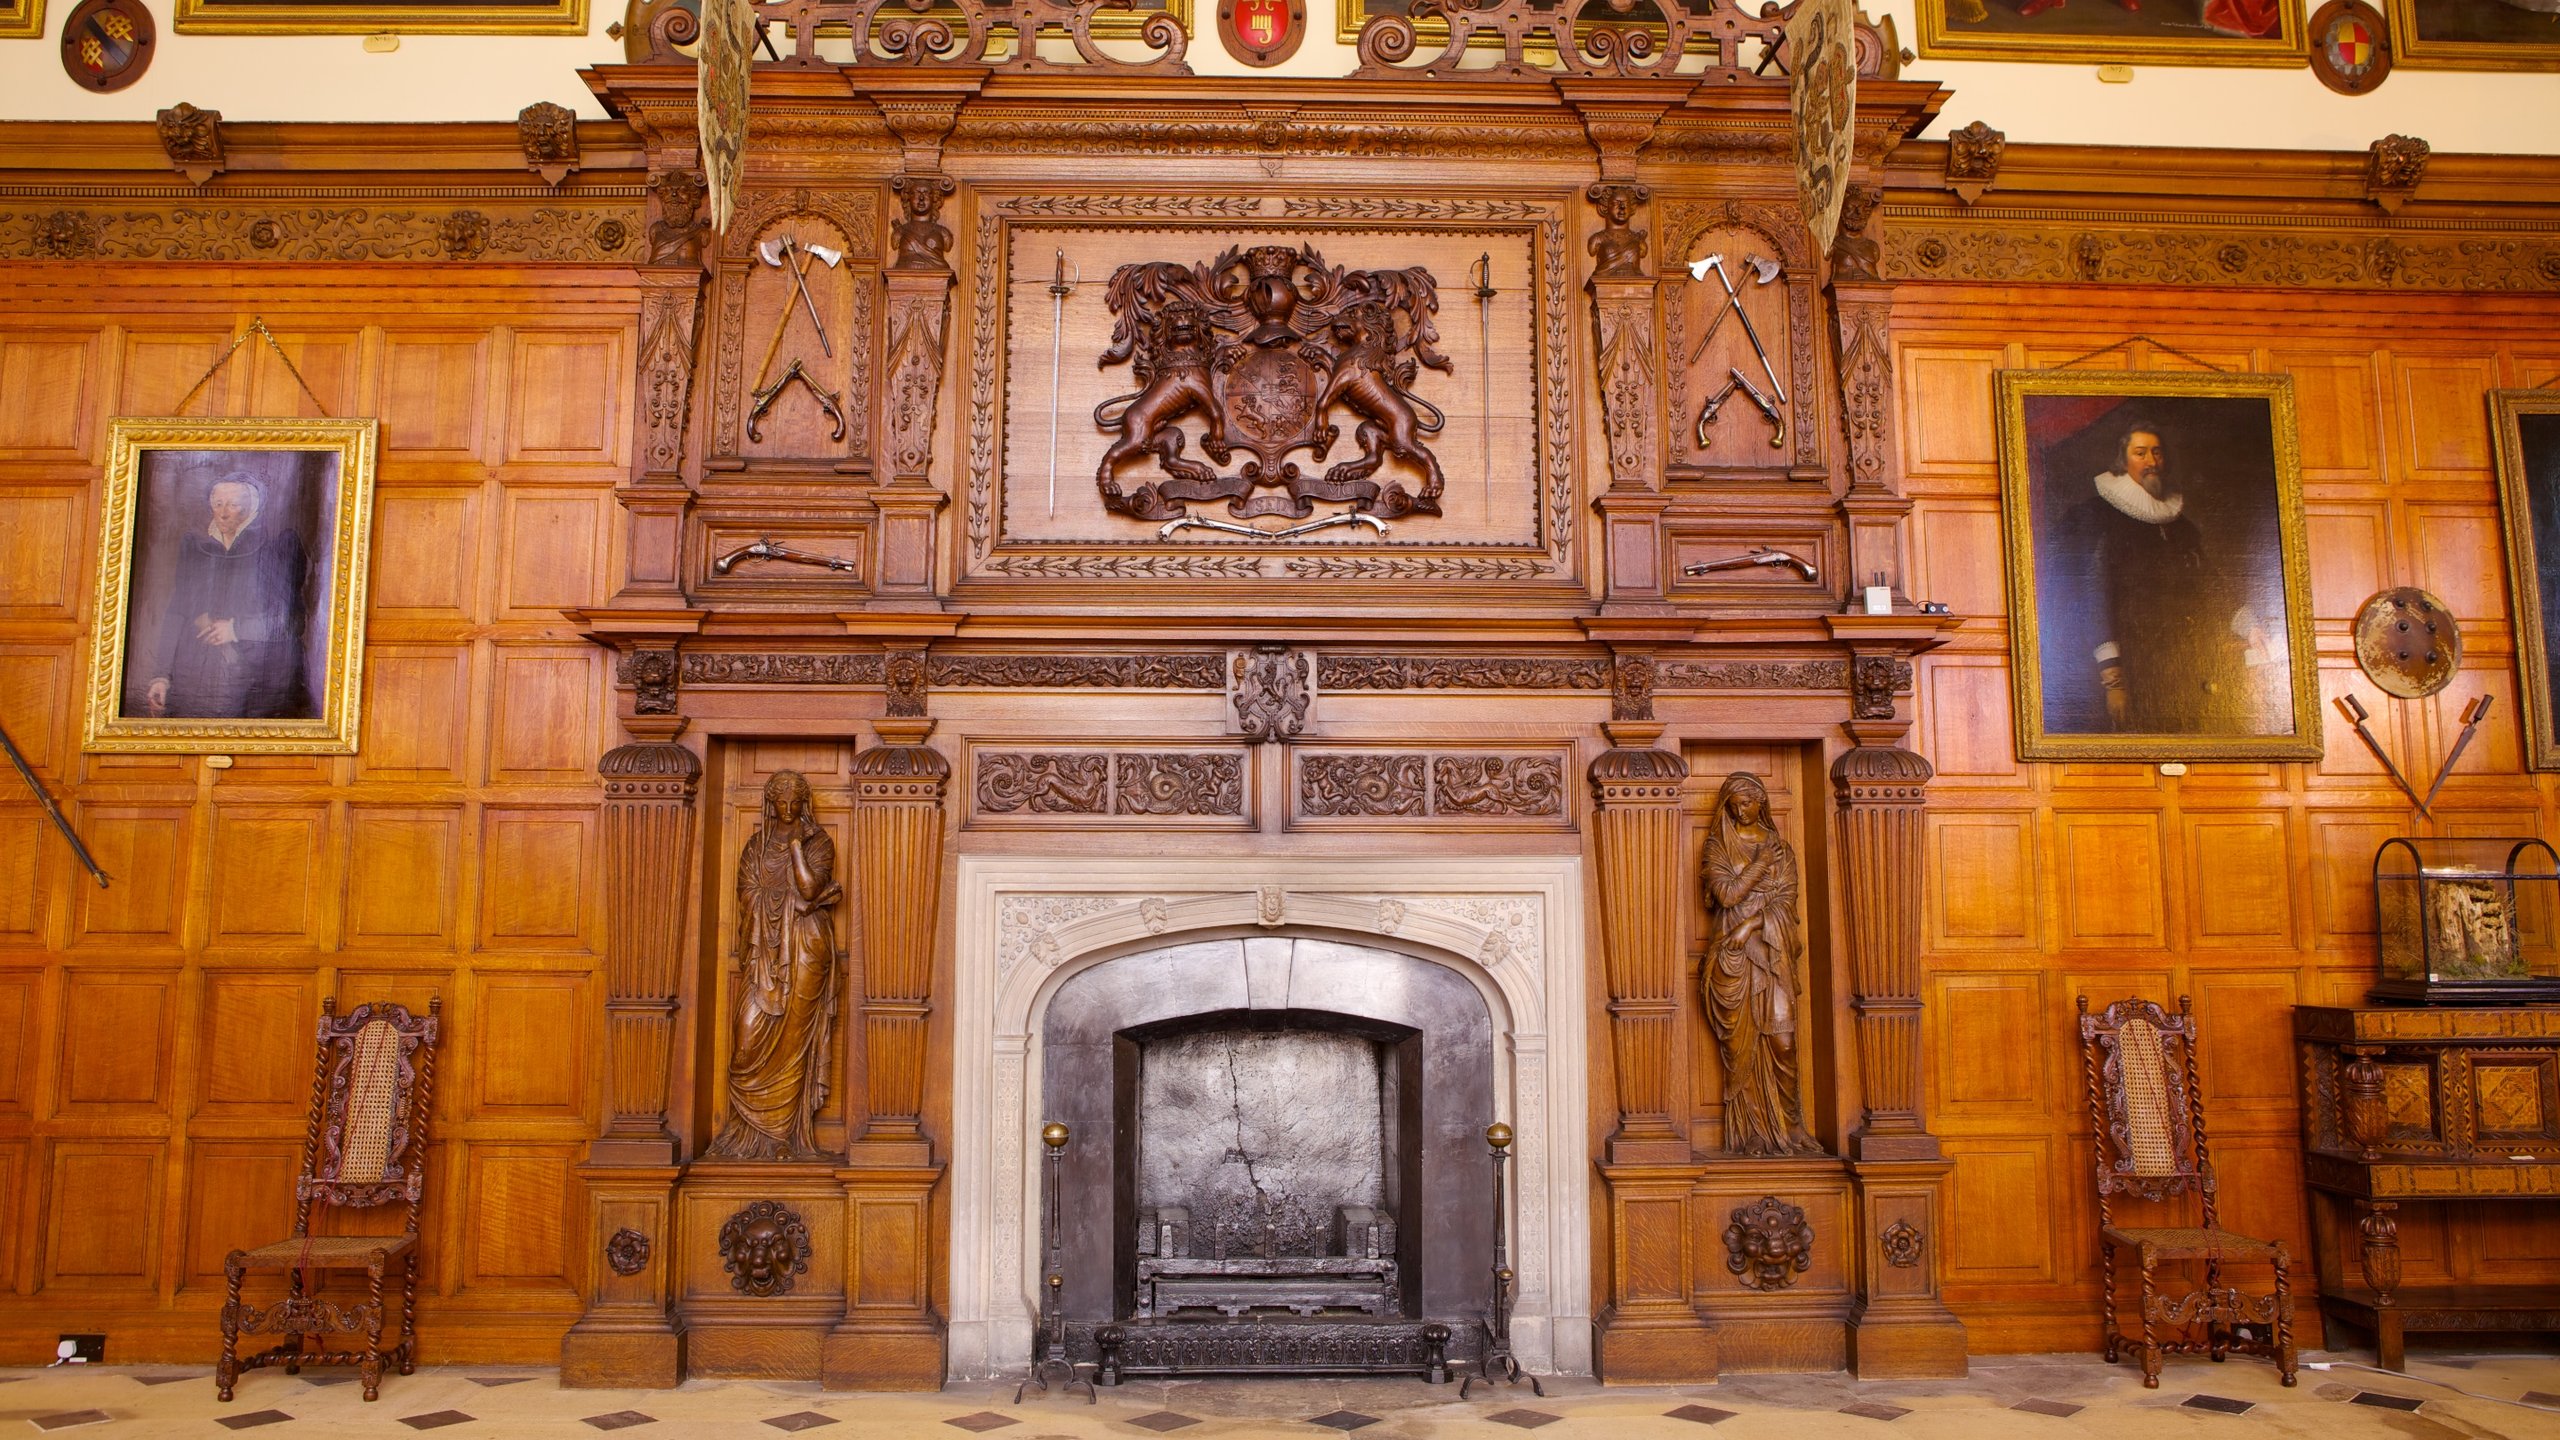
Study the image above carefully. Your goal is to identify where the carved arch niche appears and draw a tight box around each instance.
[1661,200,1823,483]
[705,190,882,471]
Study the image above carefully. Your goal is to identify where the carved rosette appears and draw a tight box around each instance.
[606,1227,652,1277]
[1724,1196,1815,1291]
[1589,740,1690,1154]
[851,730,952,1150]
[1880,1218,1923,1269]
[718,1200,812,1297]
[1833,745,1935,1158]
[597,743,701,1156]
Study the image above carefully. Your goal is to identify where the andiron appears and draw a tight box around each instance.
[1017,1121,1095,1404]
[1461,1121,1540,1398]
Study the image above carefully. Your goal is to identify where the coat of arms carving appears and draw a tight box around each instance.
[1093,244,1452,529]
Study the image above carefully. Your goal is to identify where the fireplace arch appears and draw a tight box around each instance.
[946,855,1590,1382]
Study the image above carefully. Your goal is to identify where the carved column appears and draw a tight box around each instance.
[1827,615,1968,1378]
[827,677,951,1388]
[564,737,701,1388]
[874,171,955,603]
[1828,187,1911,610]
[612,171,709,613]
[1589,653,1713,1381]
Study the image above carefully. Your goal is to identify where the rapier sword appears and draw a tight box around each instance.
[1469,252,1494,511]
[2417,693,2495,816]
[0,721,107,888]
[1044,249,1077,518]
[2337,693,2431,817]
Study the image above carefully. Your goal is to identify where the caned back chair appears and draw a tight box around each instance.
[2078,995,2295,1389]
[217,997,440,1403]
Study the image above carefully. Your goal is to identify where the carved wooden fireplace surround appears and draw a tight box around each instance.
[561,44,1966,1390]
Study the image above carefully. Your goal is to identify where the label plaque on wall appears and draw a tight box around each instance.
[174,0,584,33]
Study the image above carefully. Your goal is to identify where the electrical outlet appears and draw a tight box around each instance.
[57,1334,103,1363]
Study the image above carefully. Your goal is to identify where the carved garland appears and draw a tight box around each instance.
[2,205,640,262]
[1883,217,2560,292]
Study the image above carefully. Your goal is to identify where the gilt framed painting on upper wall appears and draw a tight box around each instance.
[1996,371,2320,762]
[1919,0,2306,66]
[2492,391,2560,770]
[174,0,582,32]
[0,0,41,40]
[84,417,379,754]
[2387,0,2560,70]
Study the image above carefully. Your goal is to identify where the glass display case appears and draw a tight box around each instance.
[2371,836,2560,1005]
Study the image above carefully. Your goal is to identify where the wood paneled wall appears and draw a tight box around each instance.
[0,269,636,1361]
[1897,286,2560,1352]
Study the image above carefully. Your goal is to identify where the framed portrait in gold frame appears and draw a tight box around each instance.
[2387,0,2560,72]
[174,0,583,34]
[84,417,379,754]
[2492,391,2560,769]
[1996,370,2320,762]
[0,0,43,39]
[1917,0,2307,67]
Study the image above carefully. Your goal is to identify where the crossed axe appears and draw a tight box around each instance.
[752,234,844,388]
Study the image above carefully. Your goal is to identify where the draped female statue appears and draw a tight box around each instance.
[708,770,842,1161]
[1701,772,1821,1157]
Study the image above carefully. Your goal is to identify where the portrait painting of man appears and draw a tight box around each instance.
[86,417,379,754]
[1996,372,2319,761]
[2493,392,2560,769]
[1920,0,2305,64]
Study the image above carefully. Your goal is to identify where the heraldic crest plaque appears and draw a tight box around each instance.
[1093,244,1451,527]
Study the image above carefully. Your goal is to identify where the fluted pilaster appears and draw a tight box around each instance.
[1590,728,1691,1164]
[595,741,700,1163]
[1832,743,1936,1161]
[850,718,950,1160]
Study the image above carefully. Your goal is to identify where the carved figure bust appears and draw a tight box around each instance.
[1585,181,1651,280]
[889,172,956,271]
[1701,772,1821,1156]
[718,1199,812,1297]
[705,770,842,1162]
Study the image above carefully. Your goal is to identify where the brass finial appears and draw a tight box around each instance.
[1042,1121,1071,1149]
[1486,1121,1513,1150]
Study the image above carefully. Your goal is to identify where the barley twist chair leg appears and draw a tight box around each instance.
[2099,1241,2121,1364]
[216,1257,245,1402]
[2136,1249,2161,1389]
[362,1262,386,1402]
[2273,1247,2298,1386]
[400,1250,419,1375]
[2205,1256,2227,1361]
[282,1266,306,1376]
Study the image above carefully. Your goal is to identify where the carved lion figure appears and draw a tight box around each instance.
[1094,301,1224,515]
[718,1200,811,1298]
[1314,301,1446,513]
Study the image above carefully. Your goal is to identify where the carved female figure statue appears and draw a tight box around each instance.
[1702,772,1821,1157]
[708,770,843,1161]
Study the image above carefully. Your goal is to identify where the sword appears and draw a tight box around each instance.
[2417,693,2494,817]
[2337,693,2431,817]
[1469,252,1494,512]
[1044,249,1078,518]
[0,721,107,888]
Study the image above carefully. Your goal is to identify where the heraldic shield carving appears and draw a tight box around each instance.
[1093,244,1452,525]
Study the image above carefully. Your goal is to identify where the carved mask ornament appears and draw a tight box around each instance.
[719,1199,812,1297]
[1093,244,1452,526]
[1724,1195,1815,1292]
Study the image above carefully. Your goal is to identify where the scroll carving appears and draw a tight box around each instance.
[1724,1196,1815,1291]
[1300,754,1426,817]
[978,753,1110,814]
[930,654,1225,689]
[0,204,641,263]
[1317,655,1609,691]
[638,285,702,478]
[1592,286,1658,494]
[1834,294,1892,493]
[1432,756,1564,817]
[707,770,842,1162]
[1352,0,1784,82]
[682,652,885,686]
[1115,753,1245,815]
[1233,644,1310,742]
[1884,223,2560,292]
[760,0,1190,71]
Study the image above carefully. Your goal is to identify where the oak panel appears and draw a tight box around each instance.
[43,1143,163,1287]
[2055,813,2167,950]
[1919,659,2020,782]
[0,492,77,617]
[1900,347,2000,477]
[0,335,95,459]
[198,972,317,1115]
[1930,972,2046,1127]
[2404,504,2509,625]
[2392,355,2499,477]
[379,334,490,459]
[70,809,188,946]
[1941,1139,2057,1283]
[2271,351,2380,478]
[0,651,67,777]
[181,1140,301,1287]
[116,334,226,416]
[1912,500,2007,624]
[2309,812,2405,945]
[0,973,33,1109]
[478,810,592,950]
[471,972,589,1116]
[208,807,327,946]
[344,808,461,948]
[499,491,608,615]
[506,330,626,464]
[2189,970,2301,1111]
[2302,501,2388,623]
[0,814,40,942]
[368,489,483,617]
[487,649,599,783]
[459,1146,576,1290]
[355,649,470,781]
[1928,812,2038,950]
[59,972,173,1111]
[2184,815,2292,947]
[245,331,358,419]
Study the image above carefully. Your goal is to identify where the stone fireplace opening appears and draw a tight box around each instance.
[945,857,1590,1383]
[1044,940,1493,1376]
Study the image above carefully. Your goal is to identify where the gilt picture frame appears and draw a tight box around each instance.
[1917,0,2308,68]
[173,0,584,34]
[0,0,43,40]
[84,417,380,754]
[1996,370,2320,762]
[2492,390,2560,770]
[2386,0,2560,71]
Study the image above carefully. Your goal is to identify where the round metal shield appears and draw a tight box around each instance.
[2354,587,2461,699]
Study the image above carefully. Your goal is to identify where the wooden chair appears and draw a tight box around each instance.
[2077,995,2296,1389]
[217,997,440,1403]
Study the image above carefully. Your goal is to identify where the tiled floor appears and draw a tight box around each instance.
[0,1351,2551,1437]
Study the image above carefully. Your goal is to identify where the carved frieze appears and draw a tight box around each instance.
[718,1200,812,1298]
[974,751,1246,820]
[1296,750,1570,823]
[680,653,886,686]
[1316,655,1609,691]
[0,204,641,262]
[1724,1196,1815,1292]
[1883,216,2560,291]
[1659,659,1855,691]
[930,654,1226,689]
[1300,754,1426,817]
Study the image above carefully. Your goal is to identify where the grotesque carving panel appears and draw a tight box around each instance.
[979,753,1111,814]
[1726,1197,1815,1291]
[718,1200,812,1298]
[1232,644,1310,742]
[1300,754,1427,817]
